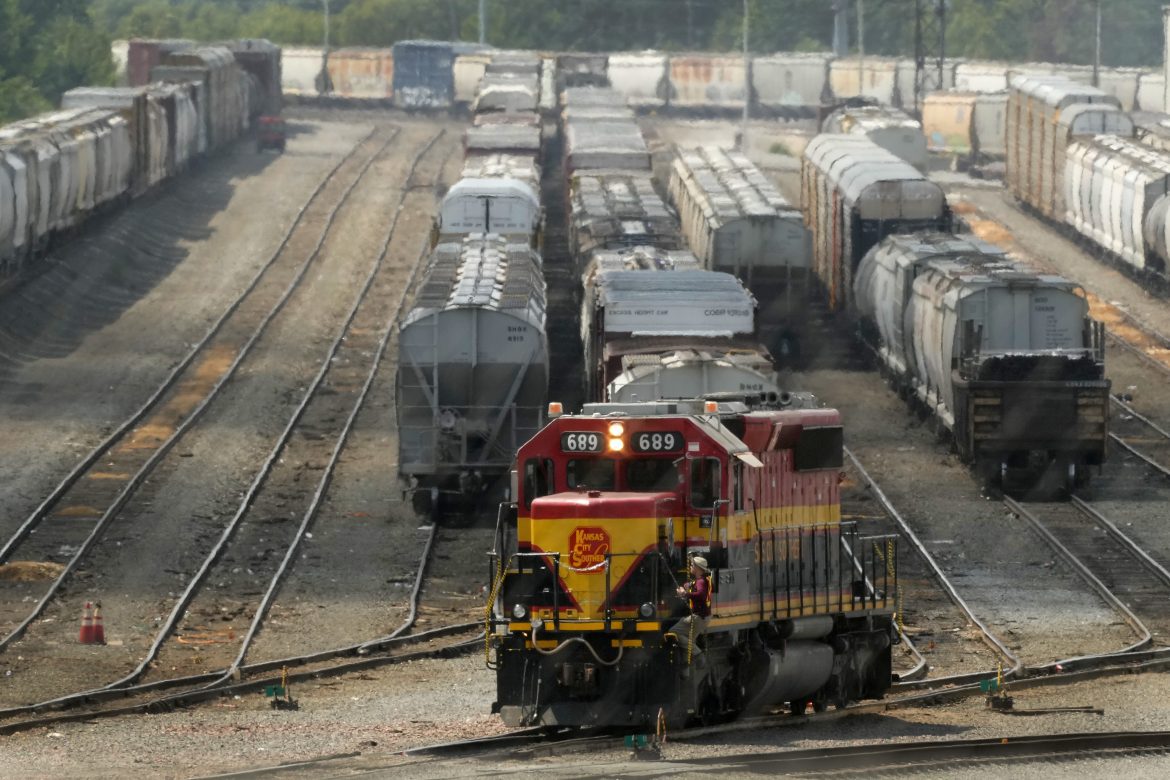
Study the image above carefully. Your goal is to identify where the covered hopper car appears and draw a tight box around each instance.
[396,236,548,518]
[581,247,781,405]
[668,145,812,292]
[852,233,1109,491]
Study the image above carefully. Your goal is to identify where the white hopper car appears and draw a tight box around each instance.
[396,236,548,515]
[853,233,1109,490]
[1065,134,1170,277]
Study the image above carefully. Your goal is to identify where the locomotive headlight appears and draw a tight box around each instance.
[511,603,528,620]
[639,602,656,619]
[608,422,625,437]
[608,437,624,452]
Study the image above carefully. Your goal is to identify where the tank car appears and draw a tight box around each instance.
[487,398,898,728]
[801,134,950,311]
[396,236,548,519]
[853,233,1109,491]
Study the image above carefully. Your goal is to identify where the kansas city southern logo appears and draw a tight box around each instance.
[568,526,610,571]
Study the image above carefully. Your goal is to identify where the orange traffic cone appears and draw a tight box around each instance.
[79,601,95,643]
[91,602,106,645]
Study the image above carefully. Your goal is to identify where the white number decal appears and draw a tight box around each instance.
[564,433,600,451]
[637,432,677,451]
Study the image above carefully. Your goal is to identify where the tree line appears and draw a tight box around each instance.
[2,1,1168,123]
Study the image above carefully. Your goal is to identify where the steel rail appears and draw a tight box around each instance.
[210,130,446,685]
[0,127,395,652]
[0,126,379,567]
[1109,395,1170,479]
[0,628,483,736]
[1003,496,1151,656]
[845,447,1023,686]
[47,128,441,696]
[0,132,456,723]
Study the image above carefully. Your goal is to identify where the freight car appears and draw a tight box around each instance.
[921,91,1007,169]
[0,108,132,269]
[561,87,651,173]
[486,398,898,728]
[1005,75,1134,221]
[3,40,269,279]
[668,145,811,291]
[801,134,950,311]
[1064,134,1170,277]
[568,169,683,272]
[399,52,549,520]
[820,104,928,172]
[581,247,781,404]
[852,233,1109,491]
[396,236,547,517]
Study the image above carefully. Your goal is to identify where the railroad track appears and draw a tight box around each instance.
[844,448,1020,691]
[0,127,459,714]
[1003,495,1170,669]
[138,127,448,684]
[1110,394,1170,479]
[0,623,482,736]
[0,126,401,655]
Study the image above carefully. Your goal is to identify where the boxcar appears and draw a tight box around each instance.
[1005,74,1133,220]
[821,104,928,171]
[801,134,949,310]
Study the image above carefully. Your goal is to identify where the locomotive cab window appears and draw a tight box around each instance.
[689,458,721,509]
[626,458,679,491]
[567,459,616,491]
[523,458,554,508]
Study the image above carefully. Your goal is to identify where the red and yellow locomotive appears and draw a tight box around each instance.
[486,398,898,727]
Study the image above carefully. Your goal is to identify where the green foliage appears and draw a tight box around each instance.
[0,0,113,123]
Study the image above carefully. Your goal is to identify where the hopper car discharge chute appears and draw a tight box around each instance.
[486,399,899,728]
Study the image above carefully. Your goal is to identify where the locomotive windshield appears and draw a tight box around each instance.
[567,459,616,490]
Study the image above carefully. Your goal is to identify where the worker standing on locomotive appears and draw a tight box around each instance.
[668,555,711,662]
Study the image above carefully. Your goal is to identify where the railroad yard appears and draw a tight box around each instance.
[6,46,1170,779]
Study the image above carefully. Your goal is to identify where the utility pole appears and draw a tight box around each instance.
[479,0,487,46]
[913,0,946,116]
[741,0,749,152]
[1092,0,1101,87]
[857,0,865,98]
[832,0,849,57]
[321,0,332,95]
